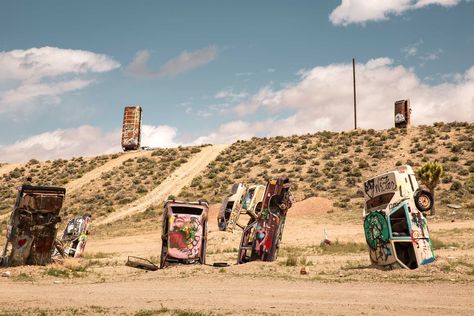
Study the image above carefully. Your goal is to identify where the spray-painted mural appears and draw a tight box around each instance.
[362,165,435,270]
[58,214,92,258]
[238,176,292,264]
[160,200,208,268]
[168,215,203,259]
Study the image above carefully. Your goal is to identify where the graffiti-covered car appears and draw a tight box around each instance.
[238,176,292,264]
[60,214,92,257]
[1,185,66,267]
[218,183,247,231]
[363,165,435,269]
[121,105,142,151]
[160,200,208,268]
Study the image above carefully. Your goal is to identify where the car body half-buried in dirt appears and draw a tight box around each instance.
[1,185,66,267]
[59,214,92,258]
[362,165,435,269]
[218,183,247,231]
[218,183,266,232]
[237,176,292,264]
[160,200,208,268]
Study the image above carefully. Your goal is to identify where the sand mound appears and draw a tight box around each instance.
[288,197,333,217]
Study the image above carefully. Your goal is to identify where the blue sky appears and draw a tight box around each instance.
[0,1,473,162]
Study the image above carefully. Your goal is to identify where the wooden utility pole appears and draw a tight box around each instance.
[352,58,357,129]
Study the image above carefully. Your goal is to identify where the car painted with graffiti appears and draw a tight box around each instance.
[160,200,208,268]
[362,165,435,269]
[59,214,92,257]
[218,183,247,231]
[238,176,292,264]
[219,183,266,232]
[1,185,66,267]
[121,105,142,151]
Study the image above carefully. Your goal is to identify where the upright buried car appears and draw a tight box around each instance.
[121,105,142,151]
[238,176,292,264]
[363,165,435,269]
[1,185,66,266]
[160,200,208,268]
[218,183,247,231]
[60,214,92,257]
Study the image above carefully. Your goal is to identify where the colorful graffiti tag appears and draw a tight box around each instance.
[364,174,397,199]
[168,215,202,259]
[364,211,396,264]
[364,211,389,249]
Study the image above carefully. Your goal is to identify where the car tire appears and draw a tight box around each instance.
[414,190,433,212]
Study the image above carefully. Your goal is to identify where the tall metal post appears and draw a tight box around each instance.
[352,58,357,129]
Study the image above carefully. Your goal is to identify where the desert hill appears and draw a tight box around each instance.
[0,122,473,228]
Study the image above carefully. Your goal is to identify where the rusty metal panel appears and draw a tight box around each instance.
[394,99,411,128]
[160,200,208,268]
[1,185,66,267]
[121,105,142,151]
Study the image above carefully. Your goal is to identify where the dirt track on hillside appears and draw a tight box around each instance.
[97,144,229,225]
[64,151,153,194]
[0,163,21,178]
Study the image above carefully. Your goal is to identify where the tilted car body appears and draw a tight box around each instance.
[363,165,435,269]
[60,214,92,257]
[238,176,292,264]
[218,183,247,231]
[160,200,208,268]
[1,185,66,266]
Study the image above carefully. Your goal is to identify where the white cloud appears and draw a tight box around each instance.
[0,126,120,163]
[215,89,248,100]
[127,46,218,78]
[330,0,462,26]
[0,123,182,163]
[195,58,474,144]
[141,124,180,148]
[0,47,120,115]
[402,40,423,57]
[1,79,92,106]
[420,48,444,61]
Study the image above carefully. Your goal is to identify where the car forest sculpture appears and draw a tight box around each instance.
[59,214,92,257]
[218,183,266,232]
[362,165,435,269]
[237,176,293,264]
[1,185,66,267]
[218,183,247,231]
[160,200,209,268]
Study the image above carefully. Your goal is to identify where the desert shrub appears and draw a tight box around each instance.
[450,181,462,191]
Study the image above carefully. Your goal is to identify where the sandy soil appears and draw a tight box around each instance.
[1,276,473,315]
[1,198,473,315]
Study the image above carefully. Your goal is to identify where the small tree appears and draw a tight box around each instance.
[416,161,444,215]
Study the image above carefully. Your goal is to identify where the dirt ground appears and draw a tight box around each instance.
[1,198,474,315]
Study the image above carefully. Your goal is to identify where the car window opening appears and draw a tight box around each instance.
[394,242,418,269]
[390,207,409,237]
[365,193,395,211]
[171,206,203,215]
